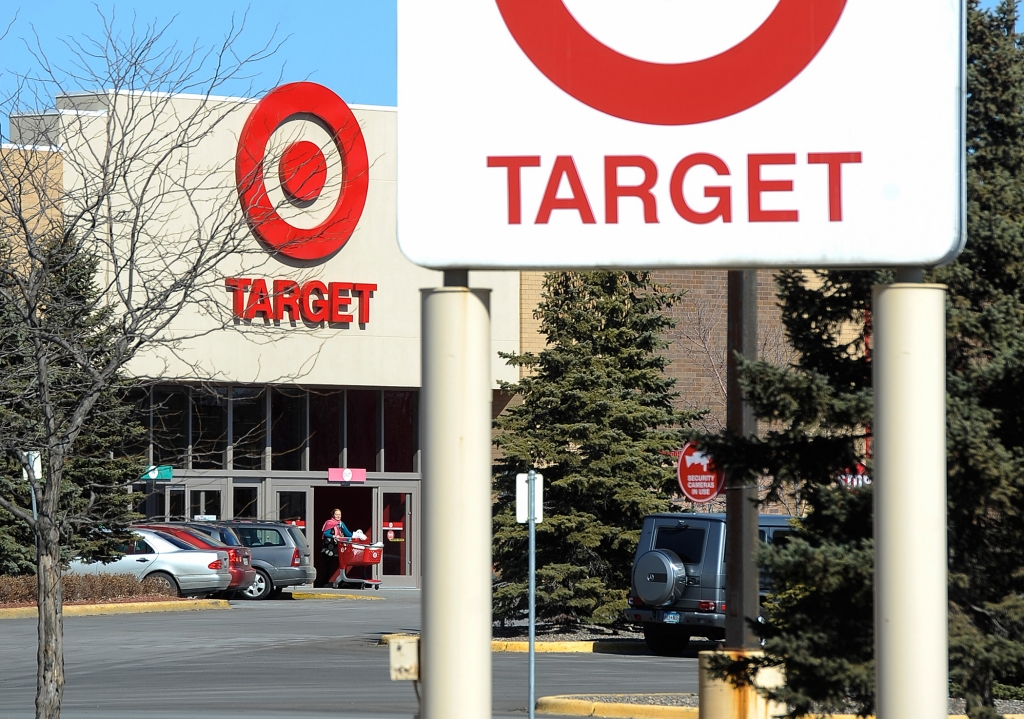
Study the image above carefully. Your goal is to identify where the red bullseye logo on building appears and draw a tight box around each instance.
[236,82,369,260]
[495,0,847,125]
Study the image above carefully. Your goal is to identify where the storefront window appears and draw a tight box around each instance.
[383,391,417,473]
[346,389,378,471]
[233,486,259,518]
[122,388,151,462]
[190,489,221,520]
[192,388,227,469]
[232,387,266,470]
[309,390,342,471]
[279,491,306,528]
[153,387,188,468]
[271,388,306,470]
[131,483,165,519]
[168,488,185,520]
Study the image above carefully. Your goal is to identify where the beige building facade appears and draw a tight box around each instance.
[6,84,795,588]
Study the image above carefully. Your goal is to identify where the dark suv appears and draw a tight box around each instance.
[215,520,315,600]
[625,512,793,656]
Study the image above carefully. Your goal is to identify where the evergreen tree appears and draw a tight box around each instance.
[700,269,882,717]
[0,252,146,575]
[492,271,697,624]
[705,4,1024,717]
[940,2,1024,715]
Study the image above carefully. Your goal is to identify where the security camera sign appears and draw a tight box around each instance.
[678,442,725,504]
[397,0,964,269]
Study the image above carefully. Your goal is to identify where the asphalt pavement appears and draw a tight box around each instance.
[0,590,698,718]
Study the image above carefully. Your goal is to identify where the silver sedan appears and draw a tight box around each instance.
[67,529,232,597]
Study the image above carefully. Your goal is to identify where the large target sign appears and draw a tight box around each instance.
[236,82,369,261]
[397,0,965,270]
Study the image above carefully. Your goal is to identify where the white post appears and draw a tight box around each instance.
[873,281,947,719]
[527,468,536,719]
[421,281,493,719]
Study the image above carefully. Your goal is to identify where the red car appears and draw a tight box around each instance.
[134,524,256,594]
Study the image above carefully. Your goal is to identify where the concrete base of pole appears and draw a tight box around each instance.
[873,283,947,719]
[420,286,492,719]
[698,651,785,719]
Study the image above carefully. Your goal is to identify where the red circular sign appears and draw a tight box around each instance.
[677,442,725,503]
[495,0,847,126]
[236,82,369,260]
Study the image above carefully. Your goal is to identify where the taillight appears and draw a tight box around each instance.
[228,548,241,565]
[699,601,716,612]
[291,548,301,567]
[208,559,223,570]
[628,596,646,608]
[720,603,727,613]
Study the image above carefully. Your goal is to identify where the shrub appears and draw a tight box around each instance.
[0,573,176,604]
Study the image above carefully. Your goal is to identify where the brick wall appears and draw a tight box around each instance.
[514,270,788,424]
[653,270,787,431]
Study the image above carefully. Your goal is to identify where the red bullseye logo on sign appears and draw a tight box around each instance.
[236,82,369,261]
[495,0,847,125]
[677,442,725,504]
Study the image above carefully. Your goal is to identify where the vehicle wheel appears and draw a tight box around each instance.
[146,571,180,598]
[242,569,273,600]
[642,623,690,657]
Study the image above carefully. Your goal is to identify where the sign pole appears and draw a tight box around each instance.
[725,269,760,650]
[528,468,536,719]
[421,272,492,719]
[873,278,947,719]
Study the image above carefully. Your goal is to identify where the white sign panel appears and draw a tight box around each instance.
[397,0,964,269]
[516,473,544,523]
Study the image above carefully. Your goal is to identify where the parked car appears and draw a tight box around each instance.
[133,523,255,595]
[215,520,315,600]
[177,522,245,549]
[624,513,793,656]
[67,528,232,597]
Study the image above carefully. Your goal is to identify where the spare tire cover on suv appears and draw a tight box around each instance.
[633,549,685,607]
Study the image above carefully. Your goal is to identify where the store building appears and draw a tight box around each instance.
[7,83,796,588]
[10,83,522,588]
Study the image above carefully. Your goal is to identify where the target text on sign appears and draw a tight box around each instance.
[487,152,862,226]
[225,278,376,325]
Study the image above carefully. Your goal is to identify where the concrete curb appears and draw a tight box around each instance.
[0,599,230,620]
[535,699,1024,719]
[289,592,384,601]
[537,696,697,719]
[378,634,645,654]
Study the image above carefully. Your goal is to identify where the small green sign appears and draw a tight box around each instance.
[142,465,173,481]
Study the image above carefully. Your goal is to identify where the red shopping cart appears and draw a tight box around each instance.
[329,538,384,590]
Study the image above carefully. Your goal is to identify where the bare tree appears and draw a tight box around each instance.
[0,12,284,718]
[672,276,802,516]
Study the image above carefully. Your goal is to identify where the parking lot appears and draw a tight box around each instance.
[0,591,698,719]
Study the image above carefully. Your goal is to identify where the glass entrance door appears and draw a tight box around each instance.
[380,491,415,586]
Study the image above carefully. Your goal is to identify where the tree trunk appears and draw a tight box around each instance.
[35,519,64,719]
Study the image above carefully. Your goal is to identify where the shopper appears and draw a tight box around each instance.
[322,508,353,540]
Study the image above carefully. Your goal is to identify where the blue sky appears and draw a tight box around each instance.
[0,0,1010,119]
[0,1,397,110]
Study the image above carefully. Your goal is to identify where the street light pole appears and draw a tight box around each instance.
[725,269,760,650]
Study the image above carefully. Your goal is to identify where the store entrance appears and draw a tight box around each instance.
[313,486,373,588]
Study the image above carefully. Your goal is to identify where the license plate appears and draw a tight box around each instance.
[244,558,249,565]
[663,612,681,625]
